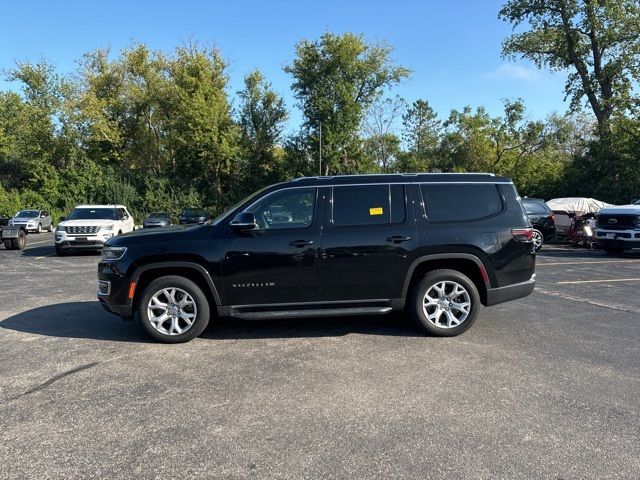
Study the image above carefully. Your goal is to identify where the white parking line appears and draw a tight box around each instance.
[557,278,640,285]
[538,259,640,266]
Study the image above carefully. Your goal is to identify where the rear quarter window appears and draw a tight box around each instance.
[522,200,549,215]
[420,183,503,222]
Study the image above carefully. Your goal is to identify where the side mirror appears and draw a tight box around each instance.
[59,216,66,222]
[230,212,257,231]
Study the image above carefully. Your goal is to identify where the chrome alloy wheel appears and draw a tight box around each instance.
[422,281,471,329]
[147,287,197,336]
[532,230,543,251]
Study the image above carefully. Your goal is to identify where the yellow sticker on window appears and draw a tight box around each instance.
[369,207,384,216]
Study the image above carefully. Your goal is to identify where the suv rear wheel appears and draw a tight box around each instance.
[410,269,480,336]
[138,275,210,343]
[531,229,543,252]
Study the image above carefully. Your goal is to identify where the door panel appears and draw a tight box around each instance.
[220,187,323,306]
[318,184,417,301]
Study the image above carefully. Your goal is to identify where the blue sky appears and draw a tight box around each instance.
[0,0,570,131]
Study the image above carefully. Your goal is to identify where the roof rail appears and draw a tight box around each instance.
[292,172,496,181]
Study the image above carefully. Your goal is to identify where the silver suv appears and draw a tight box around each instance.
[9,209,53,233]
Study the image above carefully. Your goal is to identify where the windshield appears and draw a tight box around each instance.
[210,186,272,225]
[183,209,205,216]
[67,208,118,220]
[15,210,39,218]
[148,212,169,218]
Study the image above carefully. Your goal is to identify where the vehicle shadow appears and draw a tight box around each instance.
[0,301,422,342]
[19,244,55,257]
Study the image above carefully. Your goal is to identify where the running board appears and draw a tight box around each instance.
[230,306,393,320]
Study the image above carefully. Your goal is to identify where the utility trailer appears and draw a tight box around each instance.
[0,225,27,250]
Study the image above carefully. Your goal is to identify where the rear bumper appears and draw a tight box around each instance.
[486,275,535,307]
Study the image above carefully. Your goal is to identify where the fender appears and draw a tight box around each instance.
[401,253,491,299]
[131,261,222,305]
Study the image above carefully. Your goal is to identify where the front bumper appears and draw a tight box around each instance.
[98,297,133,318]
[597,238,640,249]
[485,275,536,307]
[56,239,106,250]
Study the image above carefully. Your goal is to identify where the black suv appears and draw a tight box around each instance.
[521,198,555,251]
[98,174,536,343]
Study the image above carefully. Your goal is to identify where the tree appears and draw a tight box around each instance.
[361,96,406,171]
[237,70,288,189]
[499,0,640,138]
[400,99,441,171]
[284,32,410,175]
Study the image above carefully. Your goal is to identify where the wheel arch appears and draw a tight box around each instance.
[402,254,491,307]
[131,262,221,313]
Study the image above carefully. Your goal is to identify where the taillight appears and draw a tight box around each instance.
[512,228,533,242]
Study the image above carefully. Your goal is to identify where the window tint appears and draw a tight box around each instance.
[522,200,548,215]
[390,185,406,223]
[421,184,503,222]
[333,185,405,226]
[247,188,315,229]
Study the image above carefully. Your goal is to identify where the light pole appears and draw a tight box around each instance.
[319,123,322,176]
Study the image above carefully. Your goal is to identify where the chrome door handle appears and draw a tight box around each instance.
[289,240,315,247]
[386,235,412,243]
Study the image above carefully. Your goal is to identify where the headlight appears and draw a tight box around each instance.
[635,215,640,228]
[56,225,66,232]
[27,220,35,226]
[101,246,127,260]
[100,224,114,232]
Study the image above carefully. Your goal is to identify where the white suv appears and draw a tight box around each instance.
[596,201,640,254]
[55,205,134,255]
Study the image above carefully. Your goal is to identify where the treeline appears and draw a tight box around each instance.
[1,10,639,221]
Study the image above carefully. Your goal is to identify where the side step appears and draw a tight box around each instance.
[230,306,393,320]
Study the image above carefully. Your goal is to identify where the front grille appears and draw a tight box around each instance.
[66,225,100,235]
[597,214,636,230]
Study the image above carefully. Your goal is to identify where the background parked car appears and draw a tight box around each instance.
[9,209,53,233]
[178,208,208,224]
[143,212,171,228]
[55,204,134,255]
[522,198,555,251]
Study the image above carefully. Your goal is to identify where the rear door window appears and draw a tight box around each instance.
[332,185,405,226]
[522,200,548,215]
[420,184,503,222]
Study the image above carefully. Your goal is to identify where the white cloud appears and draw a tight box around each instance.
[484,64,541,82]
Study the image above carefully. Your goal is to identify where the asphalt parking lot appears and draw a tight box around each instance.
[1,234,639,479]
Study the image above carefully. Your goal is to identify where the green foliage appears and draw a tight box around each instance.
[0,30,639,219]
[285,32,410,175]
[499,0,640,137]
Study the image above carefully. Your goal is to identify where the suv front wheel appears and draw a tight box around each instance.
[138,275,210,343]
[410,269,480,336]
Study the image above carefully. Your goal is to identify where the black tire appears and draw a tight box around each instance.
[10,230,27,250]
[531,229,544,252]
[3,239,11,250]
[36,223,42,234]
[55,245,67,256]
[410,269,480,337]
[138,275,211,343]
[47,223,53,232]
[604,247,624,254]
